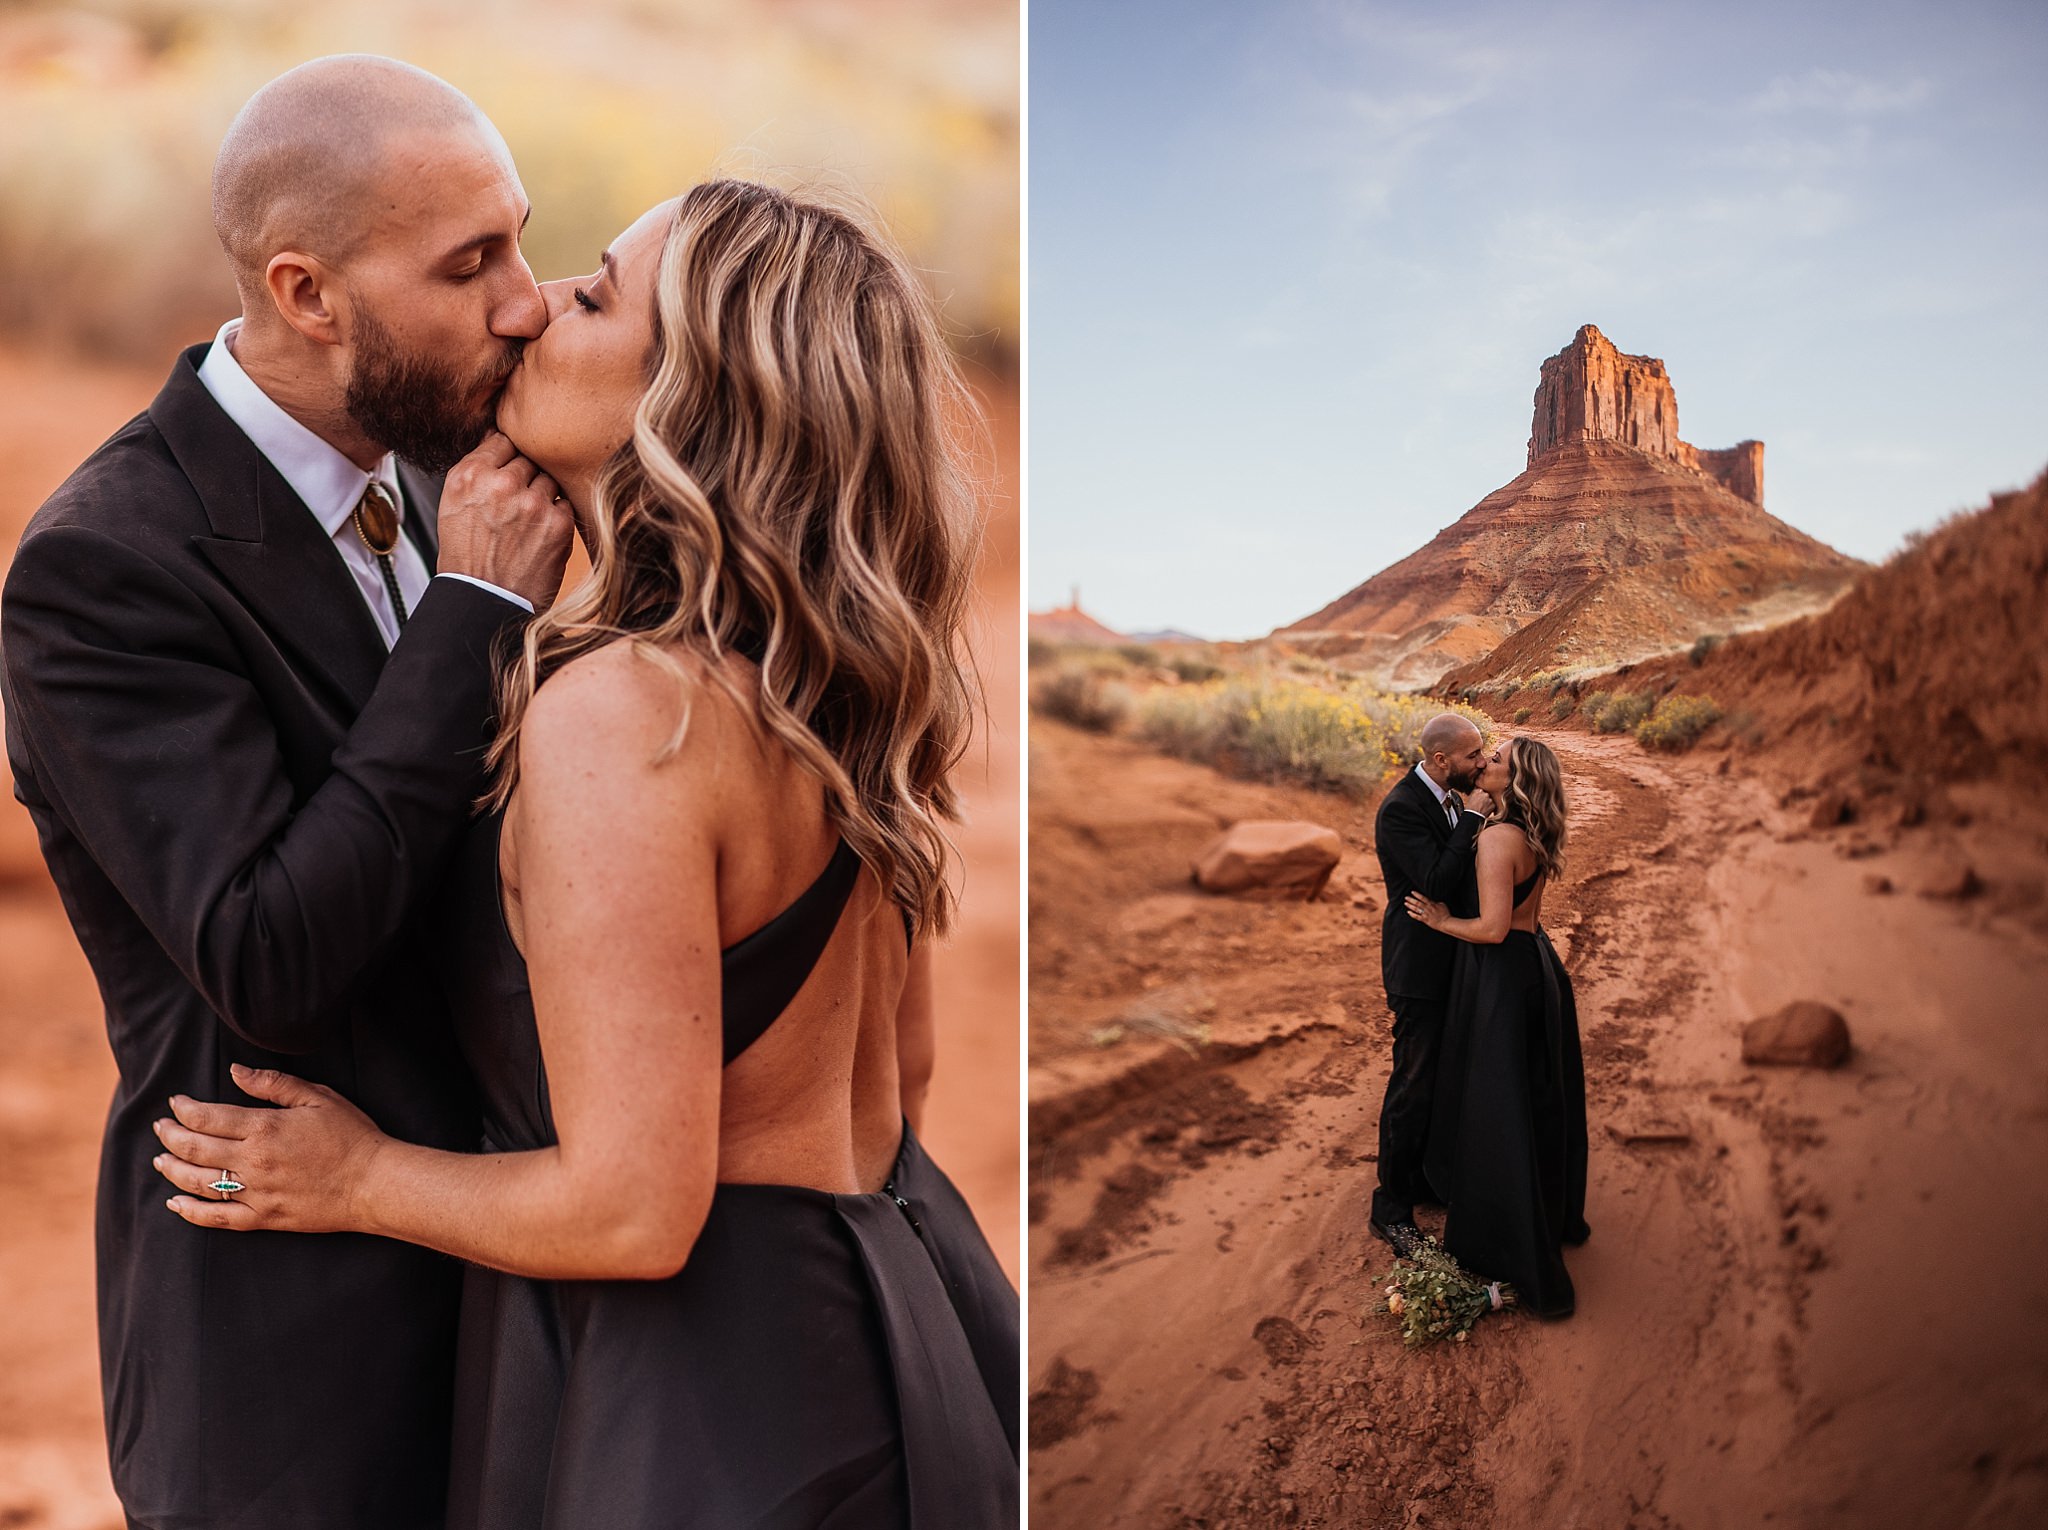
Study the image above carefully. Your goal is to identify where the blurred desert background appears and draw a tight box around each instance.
[1029,327,2048,1528]
[0,1,1016,1524]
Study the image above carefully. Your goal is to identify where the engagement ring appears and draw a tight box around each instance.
[209,1174,244,1199]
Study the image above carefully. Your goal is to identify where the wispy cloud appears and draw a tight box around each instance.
[1274,7,1525,219]
[1704,127,1870,175]
[1747,68,1931,116]
[1340,70,1502,136]
[1328,72,1500,214]
[1491,179,1852,283]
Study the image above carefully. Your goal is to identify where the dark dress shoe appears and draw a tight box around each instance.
[1369,1217,1425,1260]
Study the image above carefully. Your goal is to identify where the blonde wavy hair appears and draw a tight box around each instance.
[1494,736,1568,879]
[484,179,981,938]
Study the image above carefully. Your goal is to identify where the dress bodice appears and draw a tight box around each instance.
[438,808,863,1152]
[436,806,1022,1530]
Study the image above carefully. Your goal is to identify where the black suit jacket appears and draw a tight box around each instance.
[1375,766,1484,1002]
[1,344,523,1529]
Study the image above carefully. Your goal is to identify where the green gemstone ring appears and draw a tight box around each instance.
[209,1175,244,1198]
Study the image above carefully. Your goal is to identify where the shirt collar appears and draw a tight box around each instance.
[1411,760,1453,808]
[195,317,401,540]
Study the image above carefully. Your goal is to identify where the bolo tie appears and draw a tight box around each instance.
[351,480,408,631]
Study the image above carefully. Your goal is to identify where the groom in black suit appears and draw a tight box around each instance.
[1,59,572,1530]
[1369,713,1490,1256]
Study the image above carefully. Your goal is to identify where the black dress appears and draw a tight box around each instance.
[438,812,1020,1529]
[1421,870,1591,1319]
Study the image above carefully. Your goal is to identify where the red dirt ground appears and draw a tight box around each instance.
[1028,712,2048,1529]
[0,345,1019,1527]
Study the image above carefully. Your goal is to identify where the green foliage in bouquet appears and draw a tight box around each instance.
[1371,1235,1515,1348]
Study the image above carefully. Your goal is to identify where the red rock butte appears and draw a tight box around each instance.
[1280,325,1859,688]
[1530,324,1764,506]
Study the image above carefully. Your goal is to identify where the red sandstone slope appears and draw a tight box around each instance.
[1283,439,1858,686]
[1279,326,1860,687]
[1593,469,2048,792]
[1442,536,1857,688]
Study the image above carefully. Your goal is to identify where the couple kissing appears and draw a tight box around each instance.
[2,55,1017,1530]
[1368,714,1592,1321]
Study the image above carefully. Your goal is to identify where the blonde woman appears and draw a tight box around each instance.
[1405,735,1590,1319]
[151,181,1018,1526]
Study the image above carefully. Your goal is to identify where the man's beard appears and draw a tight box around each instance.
[1449,763,1484,793]
[343,308,521,472]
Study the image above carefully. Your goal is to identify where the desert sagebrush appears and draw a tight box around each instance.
[1635,694,1723,751]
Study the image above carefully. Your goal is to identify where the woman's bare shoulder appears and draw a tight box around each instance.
[1477,820,1535,866]
[519,639,751,785]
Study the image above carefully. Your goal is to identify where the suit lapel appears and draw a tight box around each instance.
[1404,768,1453,842]
[152,345,387,715]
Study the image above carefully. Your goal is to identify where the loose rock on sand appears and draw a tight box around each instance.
[1741,1000,1853,1069]
[1917,857,1981,901]
[1191,820,1342,900]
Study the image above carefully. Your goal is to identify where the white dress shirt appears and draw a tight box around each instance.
[1411,761,1465,828]
[196,318,530,648]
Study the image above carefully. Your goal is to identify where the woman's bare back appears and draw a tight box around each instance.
[1482,821,1545,932]
[499,642,914,1196]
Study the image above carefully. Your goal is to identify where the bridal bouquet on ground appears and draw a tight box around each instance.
[1373,1236,1516,1347]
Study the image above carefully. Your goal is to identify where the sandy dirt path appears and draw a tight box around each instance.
[0,345,1018,1528]
[1028,716,2048,1529]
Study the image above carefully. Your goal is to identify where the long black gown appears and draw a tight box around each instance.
[437,811,1020,1528]
[1421,870,1591,1319]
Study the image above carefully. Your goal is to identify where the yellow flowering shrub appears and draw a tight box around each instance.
[1135,676,1485,798]
[1583,689,1654,734]
[1635,694,1723,752]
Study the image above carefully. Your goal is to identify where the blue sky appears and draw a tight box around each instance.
[1029,0,2048,639]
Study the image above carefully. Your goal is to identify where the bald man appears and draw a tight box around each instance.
[1369,713,1491,1256]
[1,58,572,1530]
